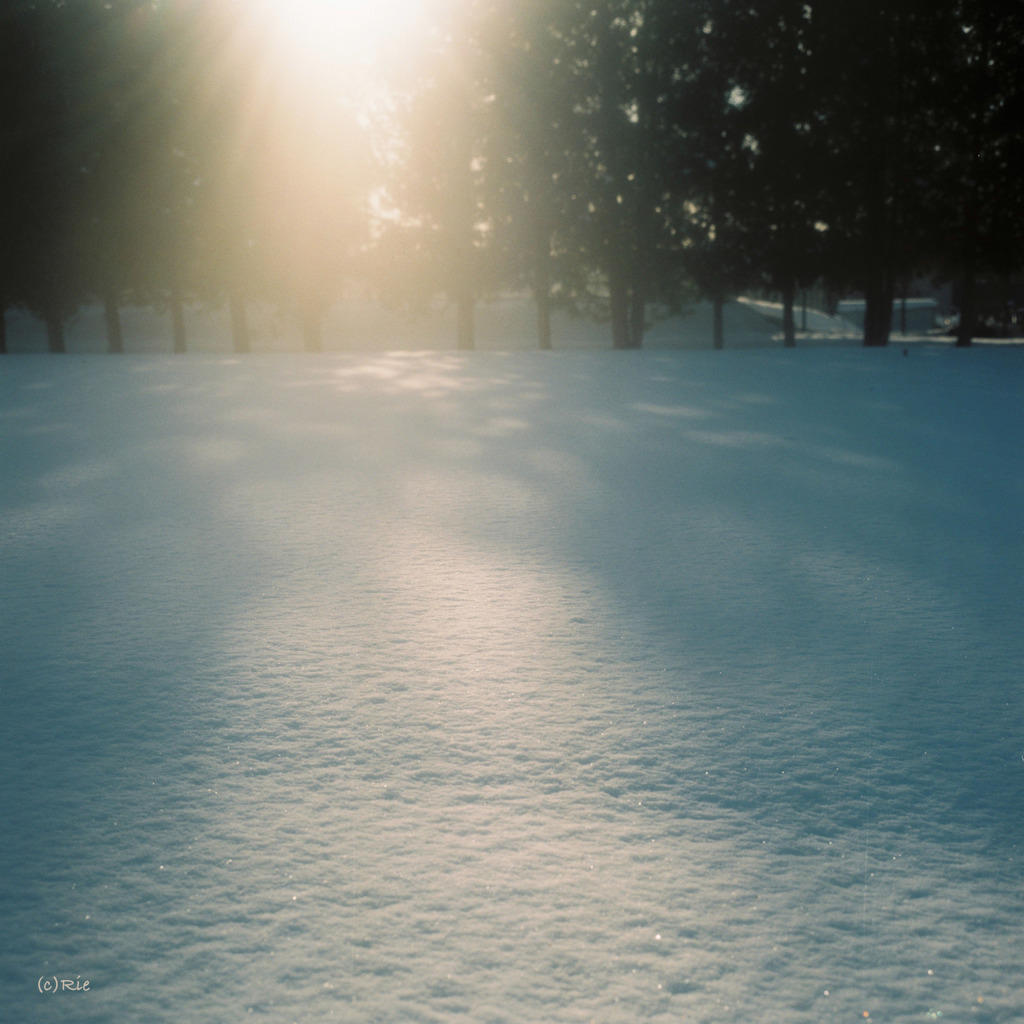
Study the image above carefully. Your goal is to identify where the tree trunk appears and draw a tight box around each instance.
[782,276,796,347]
[863,270,893,346]
[956,263,975,348]
[536,288,552,351]
[103,288,124,353]
[450,113,476,353]
[628,277,645,349]
[229,291,250,353]
[170,288,186,353]
[609,258,631,349]
[712,290,725,349]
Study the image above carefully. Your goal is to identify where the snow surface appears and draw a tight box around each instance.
[1,345,1022,1023]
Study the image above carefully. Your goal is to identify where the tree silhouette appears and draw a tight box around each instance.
[932,0,1024,346]
[3,0,1020,354]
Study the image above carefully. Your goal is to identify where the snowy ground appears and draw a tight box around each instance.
[1,344,1022,1023]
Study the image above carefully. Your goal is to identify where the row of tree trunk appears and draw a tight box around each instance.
[3,278,987,355]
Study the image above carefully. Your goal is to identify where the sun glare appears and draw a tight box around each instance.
[255,0,433,73]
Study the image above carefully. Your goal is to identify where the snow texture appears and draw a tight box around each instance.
[1,345,1022,1023]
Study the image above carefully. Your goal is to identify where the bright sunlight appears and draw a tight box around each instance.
[253,0,436,74]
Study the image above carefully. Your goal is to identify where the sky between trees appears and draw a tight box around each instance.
[1,0,1021,354]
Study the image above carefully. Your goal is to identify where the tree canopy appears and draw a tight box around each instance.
[1,0,1019,352]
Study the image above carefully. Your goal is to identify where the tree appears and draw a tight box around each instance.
[521,0,700,349]
[186,0,369,353]
[809,0,955,346]
[484,0,581,349]
[0,3,38,352]
[931,0,1024,346]
[724,0,829,346]
[653,0,755,349]
[67,0,158,353]
[262,78,367,352]
[376,0,501,350]
[0,1,93,352]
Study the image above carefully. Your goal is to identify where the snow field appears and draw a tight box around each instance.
[1,345,1022,1023]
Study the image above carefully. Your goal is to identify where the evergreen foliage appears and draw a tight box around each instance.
[1,0,1019,350]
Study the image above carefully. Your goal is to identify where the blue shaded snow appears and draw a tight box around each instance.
[1,346,1022,1023]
